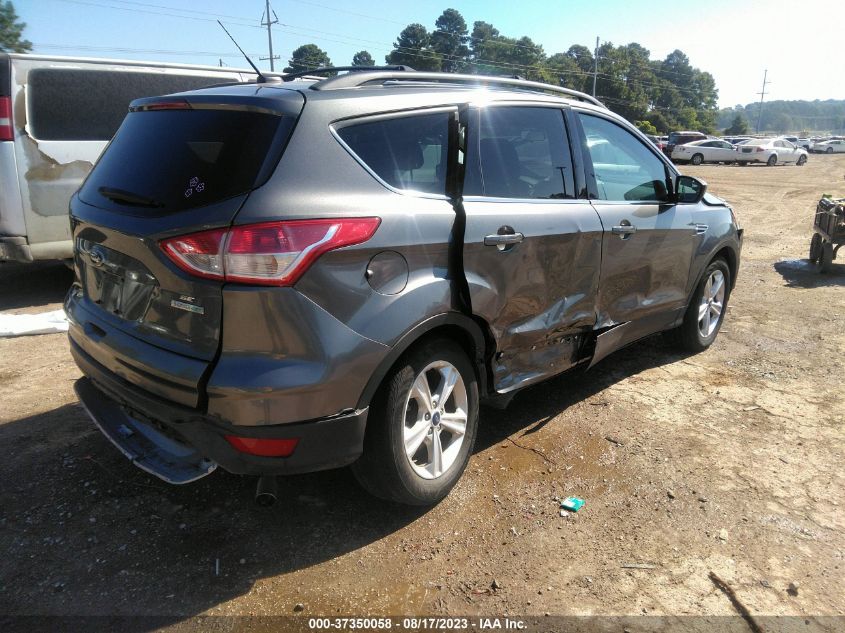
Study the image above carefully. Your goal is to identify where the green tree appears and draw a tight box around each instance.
[386,23,441,71]
[635,120,658,135]
[724,114,749,135]
[352,50,374,66]
[431,8,469,73]
[284,44,332,73]
[0,1,31,53]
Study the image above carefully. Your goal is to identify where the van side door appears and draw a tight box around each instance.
[461,104,603,393]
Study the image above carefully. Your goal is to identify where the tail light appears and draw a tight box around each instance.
[160,218,380,286]
[0,96,13,142]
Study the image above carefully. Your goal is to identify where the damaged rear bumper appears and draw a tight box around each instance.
[72,341,369,482]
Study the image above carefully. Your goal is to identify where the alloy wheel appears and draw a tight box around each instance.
[403,360,468,480]
[698,270,726,338]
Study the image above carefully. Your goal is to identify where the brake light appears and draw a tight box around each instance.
[0,96,13,141]
[160,218,381,286]
[132,99,192,112]
[225,436,299,457]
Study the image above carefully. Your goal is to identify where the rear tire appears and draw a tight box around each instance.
[665,259,731,353]
[818,241,833,273]
[351,338,479,505]
[767,154,777,166]
[691,153,704,166]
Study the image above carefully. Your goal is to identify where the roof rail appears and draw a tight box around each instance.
[282,65,414,82]
[310,71,604,107]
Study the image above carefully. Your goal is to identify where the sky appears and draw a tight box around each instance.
[13,0,845,108]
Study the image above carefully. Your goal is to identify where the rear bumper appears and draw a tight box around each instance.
[71,345,369,480]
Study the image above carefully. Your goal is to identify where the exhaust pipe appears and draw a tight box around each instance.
[255,475,278,507]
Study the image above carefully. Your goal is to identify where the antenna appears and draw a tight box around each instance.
[217,20,267,83]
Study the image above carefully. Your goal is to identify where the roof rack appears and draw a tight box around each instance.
[310,70,604,107]
[282,65,414,82]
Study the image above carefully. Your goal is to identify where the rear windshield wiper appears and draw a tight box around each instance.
[98,186,164,208]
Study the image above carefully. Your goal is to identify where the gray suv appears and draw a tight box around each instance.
[66,69,742,505]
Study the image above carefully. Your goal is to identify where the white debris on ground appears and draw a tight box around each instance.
[0,309,69,337]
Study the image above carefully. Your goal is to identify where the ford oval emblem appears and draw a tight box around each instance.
[89,248,105,267]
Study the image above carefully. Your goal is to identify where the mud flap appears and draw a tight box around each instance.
[75,378,217,484]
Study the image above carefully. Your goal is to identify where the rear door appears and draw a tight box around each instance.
[67,92,301,406]
[575,110,695,336]
[461,104,603,393]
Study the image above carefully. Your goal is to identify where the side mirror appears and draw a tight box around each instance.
[675,175,707,204]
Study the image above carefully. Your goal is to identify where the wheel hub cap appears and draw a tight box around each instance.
[698,270,726,338]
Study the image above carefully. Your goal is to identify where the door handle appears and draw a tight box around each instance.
[484,233,524,247]
[611,222,637,238]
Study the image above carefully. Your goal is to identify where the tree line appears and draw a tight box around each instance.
[717,100,845,135]
[284,7,718,133]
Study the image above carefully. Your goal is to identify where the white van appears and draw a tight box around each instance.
[0,54,255,263]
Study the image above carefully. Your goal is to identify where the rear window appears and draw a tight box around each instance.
[79,109,288,214]
[27,68,235,141]
[336,112,450,195]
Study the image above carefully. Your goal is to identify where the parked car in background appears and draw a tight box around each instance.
[736,138,808,166]
[646,134,666,152]
[811,139,845,153]
[0,53,254,264]
[672,139,737,165]
[664,130,708,157]
[722,136,753,145]
[65,69,742,505]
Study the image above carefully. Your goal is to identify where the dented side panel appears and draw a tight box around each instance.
[462,198,603,392]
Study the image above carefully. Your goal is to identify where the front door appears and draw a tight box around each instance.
[461,104,603,393]
[576,111,696,336]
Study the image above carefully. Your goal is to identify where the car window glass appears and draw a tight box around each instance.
[337,112,450,195]
[578,113,669,202]
[464,106,574,199]
[28,68,233,141]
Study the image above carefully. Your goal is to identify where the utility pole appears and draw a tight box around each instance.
[755,69,771,133]
[260,0,280,71]
[592,36,599,98]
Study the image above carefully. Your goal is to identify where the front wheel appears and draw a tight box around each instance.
[665,259,731,353]
[797,155,807,166]
[352,338,479,505]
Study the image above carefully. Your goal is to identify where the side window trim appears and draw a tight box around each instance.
[462,103,577,202]
[330,106,459,200]
[573,108,677,203]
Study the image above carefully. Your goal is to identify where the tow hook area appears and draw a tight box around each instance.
[255,475,279,506]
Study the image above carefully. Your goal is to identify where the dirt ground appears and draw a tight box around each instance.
[1,156,843,631]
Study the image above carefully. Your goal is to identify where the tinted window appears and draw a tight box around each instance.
[337,112,450,195]
[579,113,669,202]
[28,69,232,141]
[464,106,574,199]
[79,109,287,214]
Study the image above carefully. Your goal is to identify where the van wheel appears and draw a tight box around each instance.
[767,154,778,166]
[665,259,731,353]
[690,153,704,166]
[351,339,479,505]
